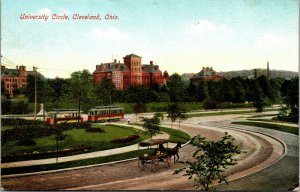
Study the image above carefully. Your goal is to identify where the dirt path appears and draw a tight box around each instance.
[1,114,285,190]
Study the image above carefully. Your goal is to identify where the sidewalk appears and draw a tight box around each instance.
[1,123,171,169]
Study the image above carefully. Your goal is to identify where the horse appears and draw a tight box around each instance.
[166,143,182,163]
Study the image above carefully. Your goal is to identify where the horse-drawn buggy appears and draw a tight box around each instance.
[137,139,181,172]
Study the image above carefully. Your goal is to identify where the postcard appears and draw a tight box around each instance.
[1,0,299,191]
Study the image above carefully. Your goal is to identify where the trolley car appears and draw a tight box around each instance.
[88,106,124,122]
[46,109,83,124]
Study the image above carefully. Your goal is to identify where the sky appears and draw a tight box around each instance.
[1,0,299,78]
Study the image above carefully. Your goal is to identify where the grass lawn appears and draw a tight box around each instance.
[2,124,149,161]
[130,123,191,144]
[1,125,14,131]
[232,121,298,135]
[187,109,279,118]
[160,127,191,144]
[2,124,192,175]
[2,149,154,176]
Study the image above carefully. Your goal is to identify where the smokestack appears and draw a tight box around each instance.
[114,59,117,63]
[150,61,153,65]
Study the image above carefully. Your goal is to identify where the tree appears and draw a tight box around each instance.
[229,77,246,103]
[174,133,241,191]
[141,113,161,137]
[25,74,45,103]
[257,75,275,101]
[253,98,265,113]
[280,76,299,123]
[167,103,188,128]
[69,70,94,116]
[94,78,117,104]
[167,73,188,102]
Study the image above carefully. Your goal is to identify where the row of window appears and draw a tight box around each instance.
[48,113,79,119]
[89,109,123,115]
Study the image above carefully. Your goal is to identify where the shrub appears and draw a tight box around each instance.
[16,139,36,146]
[110,134,140,143]
[86,127,105,133]
[203,98,218,109]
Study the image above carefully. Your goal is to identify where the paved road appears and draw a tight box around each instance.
[216,123,299,191]
[2,113,296,191]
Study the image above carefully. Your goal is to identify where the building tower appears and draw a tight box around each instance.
[123,54,142,86]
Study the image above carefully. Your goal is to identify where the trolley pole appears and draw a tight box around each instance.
[33,66,38,121]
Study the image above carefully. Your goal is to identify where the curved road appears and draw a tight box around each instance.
[1,114,298,191]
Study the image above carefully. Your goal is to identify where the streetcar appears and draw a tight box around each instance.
[88,106,124,122]
[46,109,83,124]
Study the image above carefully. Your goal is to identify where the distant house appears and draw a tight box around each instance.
[1,65,43,97]
[190,67,224,83]
[93,54,169,89]
[1,65,28,97]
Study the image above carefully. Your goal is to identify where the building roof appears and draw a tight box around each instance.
[123,54,142,58]
[1,68,20,77]
[94,62,162,73]
[191,67,223,80]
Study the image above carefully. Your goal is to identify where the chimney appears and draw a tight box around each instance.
[118,60,120,63]
[114,59,117,63]
[150,61,153,65]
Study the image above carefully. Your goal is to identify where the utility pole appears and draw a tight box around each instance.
[33,66,38,121]
[109,95,111,124]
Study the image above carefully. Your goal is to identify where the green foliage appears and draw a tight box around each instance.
[279,76,299,123]
[1,99,31,114]
[203,98,219,109]
[174,133,241,191]
[167,103,188,128]
[253,99,265,112]
[94,78,118,104]
[2,124,149,160]
[141,113,161,137]
[1,121,92,145]
[160,126,191,143]
[167,73,189,102]
[24,74,45,103]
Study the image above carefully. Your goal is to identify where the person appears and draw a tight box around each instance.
[127,118,130,124]
[159,144,165,151]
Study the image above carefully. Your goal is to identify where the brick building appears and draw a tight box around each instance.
[1,65,28,97]
[93,54,169,89]
[190,67,224,83]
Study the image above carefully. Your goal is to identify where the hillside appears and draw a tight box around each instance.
[218,69,298,79]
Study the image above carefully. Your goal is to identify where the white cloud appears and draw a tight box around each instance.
[89,27,129,40]
[185,19,232,35]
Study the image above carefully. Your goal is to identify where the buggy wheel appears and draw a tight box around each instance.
[150,158,159,172]
[165,157,171,167]
[138,159,147,170]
